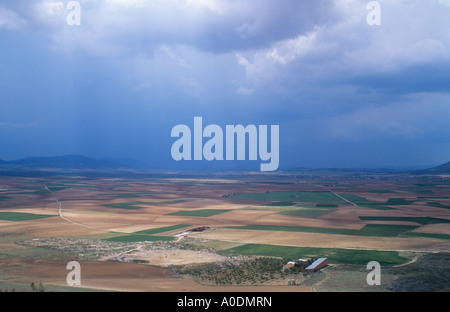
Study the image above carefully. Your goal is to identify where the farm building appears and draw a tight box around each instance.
[305,258,328,272]
[283,261,296,270]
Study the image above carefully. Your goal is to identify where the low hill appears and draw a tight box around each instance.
[411,162,450,175]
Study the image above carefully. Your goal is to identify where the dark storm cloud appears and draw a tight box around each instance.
[1,0,450,168]
[1,0,334,54]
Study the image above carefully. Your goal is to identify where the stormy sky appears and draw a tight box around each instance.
[1,0,450,170]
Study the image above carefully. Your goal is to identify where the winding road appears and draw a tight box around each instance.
[45,184,99,230]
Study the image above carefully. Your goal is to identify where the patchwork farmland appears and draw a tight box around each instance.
[0,169,449,292]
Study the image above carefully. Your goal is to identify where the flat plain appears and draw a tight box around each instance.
[0,169,449,292]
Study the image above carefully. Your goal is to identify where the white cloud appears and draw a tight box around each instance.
[41,1,64,16]
[234,27,324,92]
[0,6,25,29]
[105,0,147,6]
[5,0,450,100]
[6,0,331,57]
[232,0,450,94]
[32,1,65,26]
[185,0,229,14]
[265,28,320,65]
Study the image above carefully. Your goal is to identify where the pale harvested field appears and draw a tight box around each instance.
[0,217,105,237]
[102,247,229,267]
[46,278,312,292]
[188,228,450,252]
[53,198,251,233]
[393,205,450,218]
[0,207,58,216]
[55,278,313,292]
[412,223,450,235]
[60,210,172,233]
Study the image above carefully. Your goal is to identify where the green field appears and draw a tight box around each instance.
[227,224,419,237]
[102,201,148,210]
[417,190,434,194]
[415,183,438,187]
[142,199,194,206]
[337,194,398,210]
[112,192,153,198]
[168,209,232,217]
[244,203,336,218]
[104,234,174,242]
[46,184,72,192]
[369,190,395,193]
[427,202,450,209]
[418,196,450,199]
[103,224,191,242]
[230,191,406,211]
[0,212,56,222]
[277,206,337,218]
[385,198,415,205]
[223,244,410,266]
[229,191,348,204]
[359,216,450,225]
[134,224,191,235]
[263,201,297,206]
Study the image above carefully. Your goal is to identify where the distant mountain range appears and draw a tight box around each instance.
[0,154,449,174]
[284,162,450,175]
[0,155,126,170]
